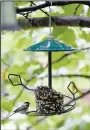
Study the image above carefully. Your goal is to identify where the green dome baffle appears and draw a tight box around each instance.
[24,39,77,52]
[24,38,78,89]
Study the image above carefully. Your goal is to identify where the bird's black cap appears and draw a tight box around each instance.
[24,102,30,104]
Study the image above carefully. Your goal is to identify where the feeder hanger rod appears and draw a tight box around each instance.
[48,2,52,89]
[48,52,52,88]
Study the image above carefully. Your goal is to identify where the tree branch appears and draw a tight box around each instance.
[27,74,90,83]
[64,89,90,106]
[16,1,90,13]
[40,74,90,79]
[18,16,90,28]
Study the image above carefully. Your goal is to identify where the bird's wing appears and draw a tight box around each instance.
[13,107,21,113]
[14,104,28,113]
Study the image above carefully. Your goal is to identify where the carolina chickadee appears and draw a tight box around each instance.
[8,102,30,118]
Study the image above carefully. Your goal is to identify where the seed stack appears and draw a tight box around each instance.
[35,86,64,116]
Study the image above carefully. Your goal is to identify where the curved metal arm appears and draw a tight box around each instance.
[63,82,78,108]
[60,105,75,114]
[26,110,37,116]
[67,82,78,96]
[8,74,36,91]
[8,74,22,86]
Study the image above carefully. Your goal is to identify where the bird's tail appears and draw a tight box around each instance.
[1,112,15,121]
[7,112,15,118]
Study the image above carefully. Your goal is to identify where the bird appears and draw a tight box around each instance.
[8,102,30,118]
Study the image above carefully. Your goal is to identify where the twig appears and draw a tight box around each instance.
[74,4,81,15]
[12,88,24,106]
[47,74,90,79]
[31,1,56,25]
[52,47,90,65]
[64,89,90,106]
[20,1,33,22]
[31,2,49,17]
[1,59,10,67]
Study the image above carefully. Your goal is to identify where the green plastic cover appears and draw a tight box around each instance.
[24,39,78,52]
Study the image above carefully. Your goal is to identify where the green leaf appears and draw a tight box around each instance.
[80,31,90,42]
[74,51,85,59]
[58,28,77,47]
[87,8,90,17]
[27,116,38,123]
[73,125,80,130]
[80,65,90,74]
[55,119,65,128]
[66,58,79,70]
[8,85,21,95]
[2,98,13,112]
[52,26,67,39]
[84,123,90,130]
[15,1,29,6]
[52,56,72,69]
[74,4,83,16]
[28,77,37,86]
[16,37,32,50]
[52,27,76,47]
[8,64,27,74]
[1,120,10,125]
[32,67,44,75]
[7,62,31,75]
[62,4,83,16]
[18,91,35,104]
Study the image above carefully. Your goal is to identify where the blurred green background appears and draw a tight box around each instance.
[1,1,90,130]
